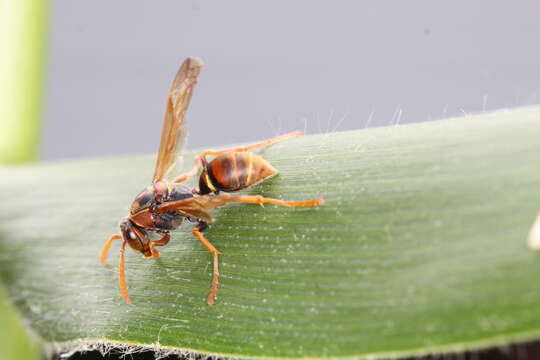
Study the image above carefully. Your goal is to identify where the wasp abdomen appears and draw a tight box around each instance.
[200,152,278,194]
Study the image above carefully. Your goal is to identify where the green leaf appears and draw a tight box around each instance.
[0,284,40,360]
[1,107,540,359]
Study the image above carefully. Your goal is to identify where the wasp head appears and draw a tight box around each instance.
[119,218,153,257]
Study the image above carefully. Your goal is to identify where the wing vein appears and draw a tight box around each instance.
[152,57,204,183]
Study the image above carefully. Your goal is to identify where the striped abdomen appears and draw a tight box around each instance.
[199,152,278,194]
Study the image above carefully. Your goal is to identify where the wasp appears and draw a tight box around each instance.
[100,57,324,305]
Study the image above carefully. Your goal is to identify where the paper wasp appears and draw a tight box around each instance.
[100,57,324,305]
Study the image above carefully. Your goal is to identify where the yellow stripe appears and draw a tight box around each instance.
[245,152,254,185]
[205,172,217,191]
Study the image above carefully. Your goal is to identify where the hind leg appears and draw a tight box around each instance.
[173,131,303,183]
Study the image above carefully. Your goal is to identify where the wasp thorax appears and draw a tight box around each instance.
[130,181,169,215]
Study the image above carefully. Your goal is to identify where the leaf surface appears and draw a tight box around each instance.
[1,108,540,359]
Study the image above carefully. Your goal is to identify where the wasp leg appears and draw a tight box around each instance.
[192,222,221,305]
[201,131,303,157]
[173,131,303,183]
[152,233,171,246]
[227,194,324,207]
[146,233,171,258]
[173,156,205,183]
[154,193,324,216]
[119,239,132,304]
[100,234,122,265]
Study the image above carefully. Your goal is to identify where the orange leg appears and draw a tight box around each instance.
[155,192,324,216]
[152,233,171,246]
[173,156,203,183]
[119,240,132,304]
[146,233,171,259]
[201,130,303,156]
[229,194,324,207]
[192,226,221,305]
[100,234,122,265]
[173,131,303,183]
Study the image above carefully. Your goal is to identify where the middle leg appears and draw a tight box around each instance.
[192,222,221,305]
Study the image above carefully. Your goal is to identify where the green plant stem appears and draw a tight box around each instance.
[0,0,48,163]
[0,1,48,358]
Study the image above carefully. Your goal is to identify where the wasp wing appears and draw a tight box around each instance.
[152,56,204,184]
[154,194,242,223]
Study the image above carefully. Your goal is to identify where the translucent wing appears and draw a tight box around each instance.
[152,56,204,183]
[154,194,239,223]
[155,193,323,223]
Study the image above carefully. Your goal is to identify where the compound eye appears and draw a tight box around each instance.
[120,222,148,254]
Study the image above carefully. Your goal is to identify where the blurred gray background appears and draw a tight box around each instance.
[43,1,540,160]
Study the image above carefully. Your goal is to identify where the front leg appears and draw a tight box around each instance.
[145,233,171,259]
[100,234,122,264]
